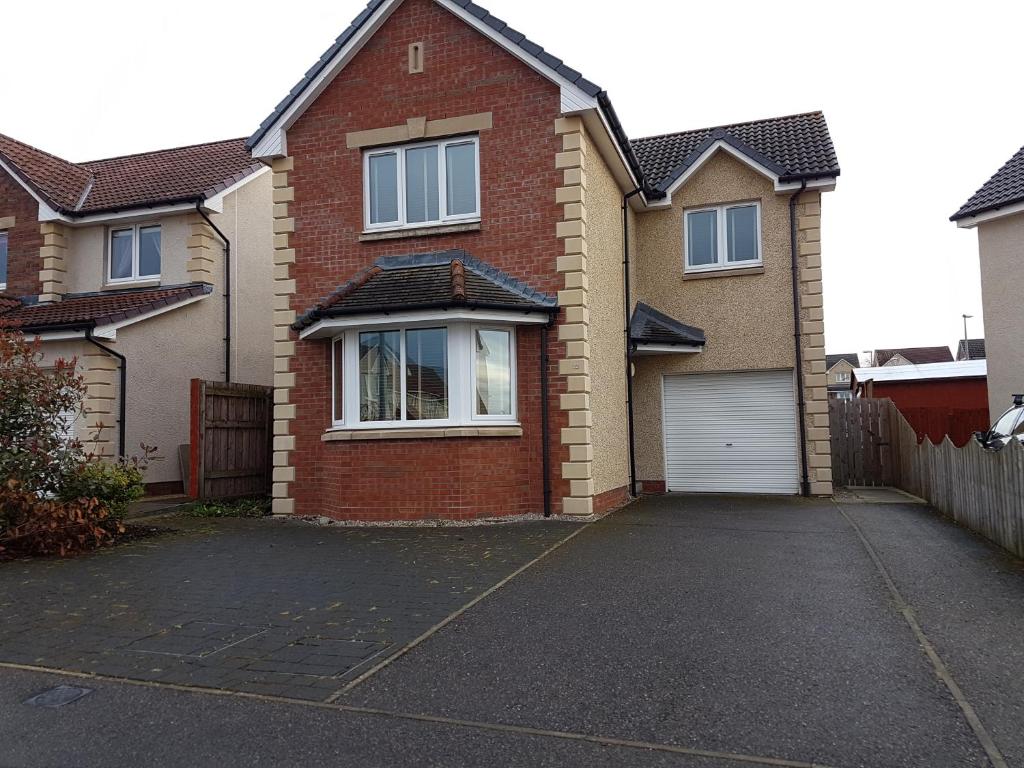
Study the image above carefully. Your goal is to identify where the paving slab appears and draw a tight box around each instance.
[345,495,992,768]
[0,515,578,701]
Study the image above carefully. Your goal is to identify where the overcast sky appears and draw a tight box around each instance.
[4,1,1020,360]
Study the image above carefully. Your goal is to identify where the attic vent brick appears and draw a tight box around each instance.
[409,42,424,74]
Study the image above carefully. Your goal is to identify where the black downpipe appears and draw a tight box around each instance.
[622,188,643,499]
[540,315,556,517]
[85,330,127,458]
[195,201,232,383]
[789,181,811,496]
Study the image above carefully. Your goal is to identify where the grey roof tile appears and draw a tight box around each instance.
[826,353,860,369]
[951,144,1024,221]
[630,302,705,348]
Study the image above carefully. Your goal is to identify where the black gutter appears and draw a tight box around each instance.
[195,200,232,383]
[85,329,127,458]
[622,187,643,499]
[294,301,559,331]
[540,313,557,518]
[789,180,811,496]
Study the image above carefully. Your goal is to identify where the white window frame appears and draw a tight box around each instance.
[0,230,8,291]
[330,321,517,430]
[108,222,161,284]
[684,201,762,273]
[363,135,481,232]
[834,371,851,383]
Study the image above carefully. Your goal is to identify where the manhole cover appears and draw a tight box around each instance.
[124,621,266,658]
[24,685,93,708]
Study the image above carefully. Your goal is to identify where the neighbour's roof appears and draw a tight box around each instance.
[826,352,860,369]
[0,284,211,332]
[630,302,705,348]
[875,346,954,366]
[293,249,557,331]
[956,338,986,361]
[0,133,262,217]
[951,143,1024,221]
[630,112,840,194]
[853,360,987,385]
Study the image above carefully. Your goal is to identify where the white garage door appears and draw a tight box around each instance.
[663,370,800,494]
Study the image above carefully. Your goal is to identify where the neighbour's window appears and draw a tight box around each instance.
[330,323,514,428]
[109,224,161,282]
[364,136,480,230]
[685,202,761,272]
[0,231,7,290]
[835,372,851,382]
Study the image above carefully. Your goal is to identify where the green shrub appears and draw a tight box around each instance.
[186,497,271,519]
[59,460,145,519]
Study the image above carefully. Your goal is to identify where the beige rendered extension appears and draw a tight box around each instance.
[975,212,1024,418]
[629,151,832,495]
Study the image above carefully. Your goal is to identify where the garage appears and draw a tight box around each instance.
[662,370,800,494]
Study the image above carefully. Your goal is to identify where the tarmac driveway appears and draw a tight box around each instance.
[2,495,1023,768]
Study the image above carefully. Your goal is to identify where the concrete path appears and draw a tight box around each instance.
[1,495,1022,767]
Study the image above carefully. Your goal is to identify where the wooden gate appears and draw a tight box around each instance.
[188,379,273,500]
[828,398,892,487]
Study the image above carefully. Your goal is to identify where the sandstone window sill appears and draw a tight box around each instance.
[682,266,764,281]
[322,425,522,442]
[102,279,161,291]
[359,221,481,242]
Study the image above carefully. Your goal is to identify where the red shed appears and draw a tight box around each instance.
[853,360,989,446]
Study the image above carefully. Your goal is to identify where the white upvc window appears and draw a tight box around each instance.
[684,201,762,272]
[0,231,8,290]
[108,223,161,283]
[363,136,480,231]
[835,371,851,383]
[330,321,516,429]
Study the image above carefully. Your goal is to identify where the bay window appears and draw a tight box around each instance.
[331,323,515,429]
[0,231,8,290]
[364,136,480,230]
[685,202,761,272]
[109,223,161,282]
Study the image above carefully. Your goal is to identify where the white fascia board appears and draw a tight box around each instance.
[632,343,702,355]
[91,292,210,340]
[251,0,403,161]
[43,201,199,226]
[954,200,1024,229]
[203,165,272,213]
[30,330,87,342]
[641,141,836,210]
[300,308,552,339]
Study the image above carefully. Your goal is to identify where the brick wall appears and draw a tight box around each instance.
[0,173,42,299]
[281,0,570,519]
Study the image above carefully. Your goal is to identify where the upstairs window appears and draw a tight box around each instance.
[364,136,480,231]
[835,372,851,383]
[685,202,761,272]
[0,231,7,290]
[109,224,161,283]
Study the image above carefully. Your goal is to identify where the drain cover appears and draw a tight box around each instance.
[24,685,93,708]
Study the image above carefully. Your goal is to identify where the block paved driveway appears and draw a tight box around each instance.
[2,495,1023,768]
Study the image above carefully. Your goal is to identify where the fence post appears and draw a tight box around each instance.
[189,378,206,500]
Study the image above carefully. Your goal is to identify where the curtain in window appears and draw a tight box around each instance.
[726,205,758,262]
[475,329,512,416]
[445,142,477,216]
[369,153,399,224]
[332,338,344,423]
[405,145,439,223]
[139,226,161,277]
[359,331,401,421]
[406,328,448,420]
[110,229,134,279]
[686,210,717,266]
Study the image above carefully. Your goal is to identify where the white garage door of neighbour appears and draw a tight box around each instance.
[663,370,800,494]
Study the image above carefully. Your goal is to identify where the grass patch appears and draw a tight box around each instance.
[185,497,271,519]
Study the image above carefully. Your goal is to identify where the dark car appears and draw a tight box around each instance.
[976,394,1024,450]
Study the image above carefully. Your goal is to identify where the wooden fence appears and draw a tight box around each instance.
[188,380,273,500]
[831,397,1024,558]
[829,398,892,487]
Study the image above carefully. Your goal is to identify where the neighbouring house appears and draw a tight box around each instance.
[826,353,859,400]
[952,145,1024,418]
[852,360,989,446]
[956,338,986,361]
[872,346,954,367]
[249,0,840,520]
[0,134,274,494]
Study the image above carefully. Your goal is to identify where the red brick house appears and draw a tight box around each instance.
[249,0,841,520]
